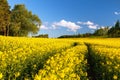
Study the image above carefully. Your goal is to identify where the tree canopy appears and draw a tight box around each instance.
[108,20,120,37]
[0,0,41,36]
[0,0,10,36]
[93,27,109,36]
[10,4,41,36]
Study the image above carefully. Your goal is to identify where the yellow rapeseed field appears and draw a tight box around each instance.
[0,36,120,80]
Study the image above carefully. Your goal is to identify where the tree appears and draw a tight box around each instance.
[108,20,120,37]
[10,4,41,36]
[114,20,120,37]
[115,20,120,29]
[108,26,115,37]
[94,27,109,36]
[0,0,10,36]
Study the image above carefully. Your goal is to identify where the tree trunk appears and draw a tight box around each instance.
[6,25,9,36]
[3,27,7,36]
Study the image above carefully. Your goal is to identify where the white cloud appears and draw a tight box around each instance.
[77,21,94,25]
[40,25,49,30]
[88,25,98,29]
[52,20,81,32]
[114,12,120,15]
[77,21,98,29]
[86,21,94,25]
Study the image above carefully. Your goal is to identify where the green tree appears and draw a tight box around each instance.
[108,20,120,37]
[10,4,41,36]
[94,27,109,36]
[0,0,10,36]
[115,20,120,29]
[114,20,120,37]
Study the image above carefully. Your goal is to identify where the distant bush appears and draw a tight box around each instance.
[32,34,49,38]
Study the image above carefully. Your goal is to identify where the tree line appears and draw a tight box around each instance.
[94,20,120,37]
[32,34,49,38]
[0,0,41,36]
[58,20,120,38]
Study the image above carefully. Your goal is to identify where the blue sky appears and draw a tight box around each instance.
[8,0,120,37]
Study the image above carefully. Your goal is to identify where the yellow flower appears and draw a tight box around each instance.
[15,72,20,77]
[0,73,3,79]
[33,64,37,68]
[0,51,3,55]
[113,75,118,80]
[60,73,65,78]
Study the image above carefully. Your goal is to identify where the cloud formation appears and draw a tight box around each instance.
[40,20,99,32]
[40,25,49,30]
[52,20,81,32]
[77,21,98,29]
[114,12,120,15]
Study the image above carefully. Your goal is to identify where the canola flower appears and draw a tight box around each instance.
[113,75,118,80]
[89,44,120,79]
[0,73,3,79]
[34,45,88,80]
[0,36,75,80]
[0,36,120,80]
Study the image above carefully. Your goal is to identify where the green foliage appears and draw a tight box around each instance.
[10,4,41,36]
[0,0,10,36]
[108,20,120,37]
[58,33,92,38]
[0,1,41,37]
[33,34,49,38]
[94,27,109,36]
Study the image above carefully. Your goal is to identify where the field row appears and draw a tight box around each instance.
[86,44,120,80]
[35,45,88,80]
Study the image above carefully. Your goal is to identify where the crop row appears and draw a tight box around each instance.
[35,45,88,80]
[0,36,76,80]
[86,44,120,80]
